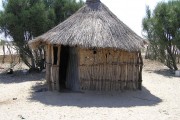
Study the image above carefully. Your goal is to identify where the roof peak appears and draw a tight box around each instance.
[86,0,101,4]
[29,1,144,51]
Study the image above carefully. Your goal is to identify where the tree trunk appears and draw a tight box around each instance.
[166,46,178,70]
[2,45,5,63]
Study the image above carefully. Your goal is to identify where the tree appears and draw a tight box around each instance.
[0,0,84,70]
[142,0,180,70]
[53,0,84,24]
[43,0,84,25]
[0,0,55,70]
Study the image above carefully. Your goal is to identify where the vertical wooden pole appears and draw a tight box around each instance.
[46,44,52,91]
[138,51,143,90]
[51,45,61,91]
[51,45,55,91]
[56,45,61,91]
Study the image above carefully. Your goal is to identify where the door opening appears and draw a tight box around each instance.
[59,45,70,90]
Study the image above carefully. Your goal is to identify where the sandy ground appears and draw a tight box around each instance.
[0,45,17,55]
[0,59,180,120]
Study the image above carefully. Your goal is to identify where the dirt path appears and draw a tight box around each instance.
[0,60,180,120]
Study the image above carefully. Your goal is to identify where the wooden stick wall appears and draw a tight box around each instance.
[46,44,61,91]
[79,48,142,91]
[46,45,143,91]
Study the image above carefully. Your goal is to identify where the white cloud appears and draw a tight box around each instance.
[101,0,167,37]
[101,0,146,37]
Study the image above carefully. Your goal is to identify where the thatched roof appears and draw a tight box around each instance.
[29,0,145,51]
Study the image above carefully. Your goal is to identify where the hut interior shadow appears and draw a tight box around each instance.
[59,45,70,90]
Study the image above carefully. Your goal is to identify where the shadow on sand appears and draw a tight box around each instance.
[153,69,176,77]
[29,83,162,108]
[145,69,176,78]
[0,71,45,84]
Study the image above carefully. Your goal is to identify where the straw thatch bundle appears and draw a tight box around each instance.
[29,0,144,51]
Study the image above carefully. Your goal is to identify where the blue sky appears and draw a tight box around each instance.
[0,0,168,40]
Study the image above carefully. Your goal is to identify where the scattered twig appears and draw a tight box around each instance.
[18,115,25,119]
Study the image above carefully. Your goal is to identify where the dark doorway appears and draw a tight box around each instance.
[59,45,70,90]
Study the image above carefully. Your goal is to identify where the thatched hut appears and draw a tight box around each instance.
[29,0,144,92]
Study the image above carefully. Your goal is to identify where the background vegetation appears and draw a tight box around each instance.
[0,0,84,71]
[142,0,180,70]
